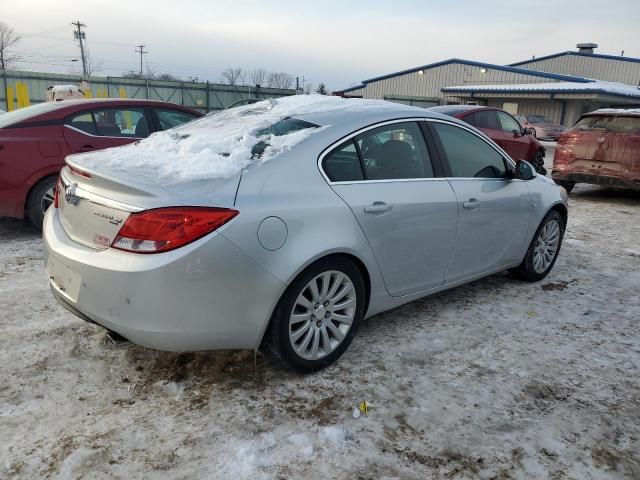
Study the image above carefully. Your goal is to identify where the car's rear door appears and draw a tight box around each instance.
[428,120,533,282]
[63,106,151,154]
[323,120,459,297]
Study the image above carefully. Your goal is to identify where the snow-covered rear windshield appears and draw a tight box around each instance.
[72,95,417,186]
[574,115,640,134]
[0,102,64,128]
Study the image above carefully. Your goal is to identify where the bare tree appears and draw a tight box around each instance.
[268,72,294,89]
[250,69,267,86]
[315,82,328,95]
[220,67,243,86]
[0,22,21,70]
[304,82,313,95]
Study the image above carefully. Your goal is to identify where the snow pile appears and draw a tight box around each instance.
[72,95,411,186]
[443,80,640,98]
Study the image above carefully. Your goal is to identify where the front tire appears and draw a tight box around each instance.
[25,176,57,229]
[532,149,547,176]
[511,210,565,282]
[555,180,575,193]
[261,256,366,372]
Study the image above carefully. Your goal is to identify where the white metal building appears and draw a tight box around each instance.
[337,44,640,126]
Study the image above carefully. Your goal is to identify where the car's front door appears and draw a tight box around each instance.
[495,111,531,161]
[323,120,459,297]
[428,120,534,283]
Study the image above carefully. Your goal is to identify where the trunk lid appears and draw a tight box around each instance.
[58,157,241,250]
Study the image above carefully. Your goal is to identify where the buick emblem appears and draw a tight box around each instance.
[65,183,80,205]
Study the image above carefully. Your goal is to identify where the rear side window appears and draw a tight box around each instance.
[155,109,199,130]
[464,110,500,130]
[323,141,364,182]
[93,108,147,138]
[322,121,434,182]
[431,122,507,178]
[574,115,640,134]
[68,112,96,135]
[356,122,433,180]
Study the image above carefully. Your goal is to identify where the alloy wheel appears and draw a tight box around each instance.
[289,271,356,360]
[41,186,56,213]
[533,220,561,273]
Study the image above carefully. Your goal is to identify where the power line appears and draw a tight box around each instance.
[134,45,148,76]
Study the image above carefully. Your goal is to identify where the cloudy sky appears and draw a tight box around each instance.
[5,0,640,90]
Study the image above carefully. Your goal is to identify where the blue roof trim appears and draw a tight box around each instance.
[441,86,640,99]
[509,51,640,67]
[339,84,366,93]
[353,58,592,86]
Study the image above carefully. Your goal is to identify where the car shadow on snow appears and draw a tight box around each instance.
[570,185,640,204]
[0,216,41,240]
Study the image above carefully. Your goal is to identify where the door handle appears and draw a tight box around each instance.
[463,198,480,209]
[364,202,393,214]
[78,144,95,152]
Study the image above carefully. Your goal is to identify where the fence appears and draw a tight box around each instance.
[1,69,296,112]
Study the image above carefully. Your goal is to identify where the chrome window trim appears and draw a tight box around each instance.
[64,123,144,140]
[60,169,144,212]
[317,117,516,185]
[317,117,437,185]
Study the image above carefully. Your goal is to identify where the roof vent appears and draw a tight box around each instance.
[577,43,598,54]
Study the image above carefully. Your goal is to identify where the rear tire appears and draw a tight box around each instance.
[555,180,575,193]
[25,176,57,229]
[261,256,366,372]
[511,210,565,282]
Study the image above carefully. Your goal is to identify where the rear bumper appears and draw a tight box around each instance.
[43,207,285,351]
[552,171,640,190]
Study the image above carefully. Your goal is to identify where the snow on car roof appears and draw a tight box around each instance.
[72,95,417,186]
[590,108,640,116]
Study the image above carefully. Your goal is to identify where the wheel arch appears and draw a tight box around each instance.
[257,250,373,350]
[549,202,568,227]
[24,173,59,211]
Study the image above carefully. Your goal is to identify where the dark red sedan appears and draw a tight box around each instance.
[0,99,203,227]
[429,105,546,174]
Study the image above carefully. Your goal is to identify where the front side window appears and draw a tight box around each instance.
[93,108,147,138]
[431,122,507,179]
[465,110,500,130]
[355,122,433,180]
[155,109,199,130]
[497,111,523,134]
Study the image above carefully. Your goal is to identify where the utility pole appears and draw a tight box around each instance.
[71,21,87,77]
[135,45,147,77]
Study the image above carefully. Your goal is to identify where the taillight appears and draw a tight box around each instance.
[53,176,61,208]
[111,207,239,254]
[68,165,92,178]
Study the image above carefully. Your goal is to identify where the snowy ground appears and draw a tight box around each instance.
[1,184,639,479]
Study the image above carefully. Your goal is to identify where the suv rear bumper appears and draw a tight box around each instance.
[552,171,640,190]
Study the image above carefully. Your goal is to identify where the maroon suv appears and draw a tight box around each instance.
[0,99,203,227]
[429,105,546,174]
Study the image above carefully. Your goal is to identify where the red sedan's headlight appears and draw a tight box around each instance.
[111,206,239,253]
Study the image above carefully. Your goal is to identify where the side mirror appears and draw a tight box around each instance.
[514,160,536,181]
[512,129,523,138]
[523,127,535,136]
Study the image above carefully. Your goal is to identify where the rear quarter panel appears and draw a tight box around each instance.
[0,125,68,218]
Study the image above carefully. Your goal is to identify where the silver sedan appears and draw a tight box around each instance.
[43,98,568,372]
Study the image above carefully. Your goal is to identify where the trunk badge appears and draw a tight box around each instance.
[65,183,80,204]
[93,210,124,225]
